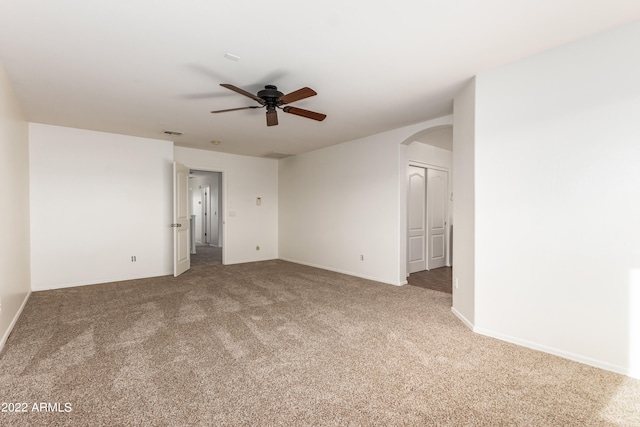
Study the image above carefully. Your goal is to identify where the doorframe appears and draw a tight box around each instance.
[407,161,451,275]
[185,167,227,265]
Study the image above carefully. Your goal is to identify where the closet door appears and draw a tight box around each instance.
[427,169,448,270]
[408,166,426,273]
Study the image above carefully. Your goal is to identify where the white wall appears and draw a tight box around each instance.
[279,118,450,286]
[473,21,640,377]
[29,124,174,290]
[279,134,402,284]
[452,79,476,328]
[0,62,31,349]
[408,140,452,169]
[174,146,278,264]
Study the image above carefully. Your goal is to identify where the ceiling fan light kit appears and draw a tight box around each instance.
[211,84,326,127]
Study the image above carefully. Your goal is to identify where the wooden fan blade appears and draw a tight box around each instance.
[211,106,260,113]
[278,87,317,105]
[266,109,278,126]
[220,84,264,103]
[283,106,326,121]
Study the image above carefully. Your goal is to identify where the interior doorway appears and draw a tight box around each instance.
[189,170,223,265]
[398,117,454,284]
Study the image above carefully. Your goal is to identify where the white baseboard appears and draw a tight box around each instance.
[473,326,637,379]
[451,306,474,330]
[0,290,31,353]
[278,257,404,286]
[449,308,636,378]
[31,271,173,292]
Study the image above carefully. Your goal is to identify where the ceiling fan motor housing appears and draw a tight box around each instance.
[258,85,284,107]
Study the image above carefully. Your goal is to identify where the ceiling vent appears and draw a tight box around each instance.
[263,152,293,159]
[163,130,183,136]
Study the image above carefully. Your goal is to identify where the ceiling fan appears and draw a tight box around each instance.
[211,83,326,126]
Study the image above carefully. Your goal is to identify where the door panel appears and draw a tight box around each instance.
[427,169,448,270]
[408,166,426,273]
[173,162,190,277]
[430,234,445,258]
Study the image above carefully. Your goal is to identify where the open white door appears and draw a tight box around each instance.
[173,162,190,277]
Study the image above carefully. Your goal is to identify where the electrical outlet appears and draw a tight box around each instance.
[131,256,137,262]
[360,255,364,261]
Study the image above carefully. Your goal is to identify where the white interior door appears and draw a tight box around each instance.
[202,185,210,244]
[192,189,202,244]
[210,179,219,246]
[427,169,448,270]
[173,162,190,277]
[408,166,426,273]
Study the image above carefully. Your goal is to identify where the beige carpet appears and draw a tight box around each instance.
[1,260,639,426]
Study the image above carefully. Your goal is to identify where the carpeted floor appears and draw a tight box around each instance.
[1,260,639,426]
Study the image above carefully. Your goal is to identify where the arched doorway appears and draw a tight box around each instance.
[397,116,454,283]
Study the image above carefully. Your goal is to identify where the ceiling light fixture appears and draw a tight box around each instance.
[211,140,221,145]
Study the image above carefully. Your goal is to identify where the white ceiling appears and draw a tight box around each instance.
[1,1,639,157]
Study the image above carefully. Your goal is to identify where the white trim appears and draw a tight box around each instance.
[279,257,405,287]
[0,291,31,352]
[451,306,474,330]
[30,272,172,292]
[473,326,638,379]
[451,309,638,378]
[408,161,450,173]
